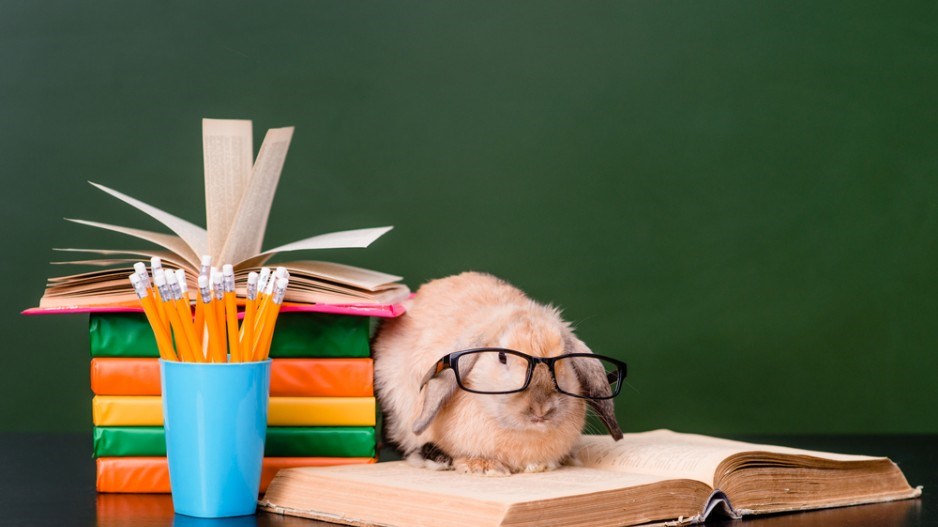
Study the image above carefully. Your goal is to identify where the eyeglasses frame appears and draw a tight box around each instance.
[421,347,627,400]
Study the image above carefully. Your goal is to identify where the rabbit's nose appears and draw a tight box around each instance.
[529,402,557,422]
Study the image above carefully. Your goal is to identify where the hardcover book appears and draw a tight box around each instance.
[36,118,409,309]
[259,430,920,527]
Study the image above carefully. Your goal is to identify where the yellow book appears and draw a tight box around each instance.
[92,396,163,426]
[92,395,376,427]
[266,397,375,426]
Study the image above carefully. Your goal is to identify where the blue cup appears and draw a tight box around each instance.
[160,359,271,518]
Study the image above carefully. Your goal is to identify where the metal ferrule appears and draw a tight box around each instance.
[199,284,213,304]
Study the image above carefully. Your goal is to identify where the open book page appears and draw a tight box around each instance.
[203,118,253,258]
[64,219,201,268]
[274,461,675,504]
[51,258,142,266]
[52,248,190,269]
[278,261,403,291]
[572,430,880,486]
[254,226,394,262]
[218,126,294,265]
[88,182,208,256]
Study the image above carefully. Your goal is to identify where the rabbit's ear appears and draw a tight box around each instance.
[583,396,623,441]
[412,369,458,435]
[566,337,624,441]
[413,353,480,435]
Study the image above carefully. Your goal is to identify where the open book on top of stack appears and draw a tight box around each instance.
[259,430,921,527]
[35,119,409,310]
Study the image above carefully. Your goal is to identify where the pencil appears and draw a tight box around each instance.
[253,267,271,332]
[155,270,194,363]
[222,264,241,362]
[211,268,226,361]
[198,275,225,363]
[129,273,177,361]
[254,270,287,358]
[169,270,202,363]
[149,258,169,331]
[257,276,288,361]
[240,271,259,362]
[133,262,161,330]
[198,255,212,279]
[252,268,276,347]
[193,255,211,347]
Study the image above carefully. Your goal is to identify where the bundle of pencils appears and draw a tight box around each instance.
[128,257,289,363]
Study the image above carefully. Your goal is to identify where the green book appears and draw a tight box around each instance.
[89,312,371,358]
[93,426,376,458]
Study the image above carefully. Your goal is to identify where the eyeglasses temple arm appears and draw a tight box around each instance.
[419,358,447,389]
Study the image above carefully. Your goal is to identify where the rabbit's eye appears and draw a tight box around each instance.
[498,352,507,365]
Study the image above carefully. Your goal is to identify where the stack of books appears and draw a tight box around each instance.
[25,119,411,493]
[89,308,392,492]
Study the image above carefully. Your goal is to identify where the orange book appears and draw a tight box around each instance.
[90,357,374,396]
[96,456,377,493]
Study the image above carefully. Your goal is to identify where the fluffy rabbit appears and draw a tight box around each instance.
[373,272,622,476]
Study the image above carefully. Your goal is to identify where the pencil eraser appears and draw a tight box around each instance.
[198,275,209,289]
[165,270,178,284]
[247,272,258,284]
[150,256,162,269]
[133,262,147,275]
[129,273,141,285]
[174,269,187,291]
[153,269,167,286]
[222,264,234,277]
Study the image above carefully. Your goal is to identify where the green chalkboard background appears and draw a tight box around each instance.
[2,1,936,433]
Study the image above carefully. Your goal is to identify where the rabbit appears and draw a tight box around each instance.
[373,271,622,477]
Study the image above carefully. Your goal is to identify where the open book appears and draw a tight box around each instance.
[37,119,409,309]
[259,430,920,527]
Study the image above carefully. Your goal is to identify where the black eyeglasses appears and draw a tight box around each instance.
[420,348,627,400]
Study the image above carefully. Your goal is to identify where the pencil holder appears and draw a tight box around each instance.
[160,359,271,518]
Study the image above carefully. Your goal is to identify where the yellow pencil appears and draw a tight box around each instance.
[222,264,241,362]
[240,271,259,362]
[198,255,212,280]
[257,276,288,361]
[169,270,203,363]
[198,275,225,363]
[155,271,194,363]
[193,256,211,347]
[251,271,275,354]
[193,295,205,347]
[212,268,227,361]
[130,273,176,361]
[252,268,268,333]
[149,258,169,331]
[133,262,165,331]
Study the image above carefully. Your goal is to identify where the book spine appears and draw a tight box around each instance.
[93,396,377,427]
[91,357,374,397]
[96,456,376,493]
[90,312,372,358]
[93,426,377,458]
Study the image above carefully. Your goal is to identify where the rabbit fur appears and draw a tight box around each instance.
[373,272,622,476]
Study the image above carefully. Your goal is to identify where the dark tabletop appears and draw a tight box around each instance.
[0,433,933,527]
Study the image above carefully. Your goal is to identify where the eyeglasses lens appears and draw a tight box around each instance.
[554,356,621,398]
[458,350,529,393]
